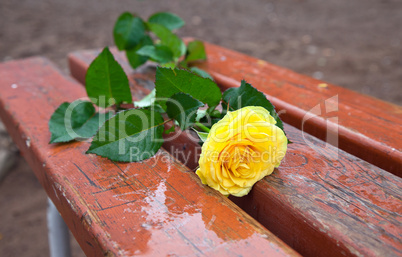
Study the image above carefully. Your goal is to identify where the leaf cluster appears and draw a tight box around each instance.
[49,11,288,163]
[113,12,207,70]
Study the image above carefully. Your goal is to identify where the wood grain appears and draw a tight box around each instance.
[68,49,402,257]
[0,57,299,257]
[192,40,402,177]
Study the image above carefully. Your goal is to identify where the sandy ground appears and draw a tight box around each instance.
[0,0,401,256]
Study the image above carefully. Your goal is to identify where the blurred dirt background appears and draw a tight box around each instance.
[0,0,401,256]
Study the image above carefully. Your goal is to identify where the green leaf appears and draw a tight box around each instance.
[189,67,213,80]
[134,89,155,108]
[133,89,165,113]
[210,109,222,118]
[195,109,222,130]
[186,40,207,62]
[147,22,186,58]
[86,47,132,108]
[136,45,174,64]
[164,126,175,134]
[223,80,285,133]
[196,109,207,122]
[155,67,221,110]
[160,62,176,69]
[49,100,113,143]
[87,109,164,162]
[148,12,185,31]
[113,12,146,50]
[178,60,189,69]
[166,93,204,130]
[192,128,209,142]
[126,35,153,69]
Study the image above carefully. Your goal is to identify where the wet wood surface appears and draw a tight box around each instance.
[68,43,402,177]
[68,49,402,257]
[159,39,402,177]
[194,41,402,177]
[0,57,300,257]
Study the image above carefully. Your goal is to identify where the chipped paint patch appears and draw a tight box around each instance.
[25,137,31,147]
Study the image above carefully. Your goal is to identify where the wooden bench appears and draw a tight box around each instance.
[68,46,402,257]
[68,40,402,178]
[0,41,401,257]
[0,57,299,256]
[193,41,402,177]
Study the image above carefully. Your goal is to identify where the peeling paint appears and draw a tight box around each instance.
[25,137,31,147]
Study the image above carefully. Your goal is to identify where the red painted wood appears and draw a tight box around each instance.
[68,49,402,257]
[192,40,402,177]
[0,57,299,257]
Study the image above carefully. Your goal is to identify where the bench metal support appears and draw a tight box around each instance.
[47,198,71,257]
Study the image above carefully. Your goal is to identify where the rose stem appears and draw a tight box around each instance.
[195,122,210,133]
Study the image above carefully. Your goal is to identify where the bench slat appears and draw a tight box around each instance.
[68,49,402,257]
[191,41,402,176]
[0,57,299,257]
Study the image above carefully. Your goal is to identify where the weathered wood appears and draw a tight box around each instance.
[193,40,402,177]
[68,49,402,257]
[0,57,299,257]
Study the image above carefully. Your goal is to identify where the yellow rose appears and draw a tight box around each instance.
[196,106,287,197]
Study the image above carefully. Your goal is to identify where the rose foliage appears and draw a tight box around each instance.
[48,11,289,197]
